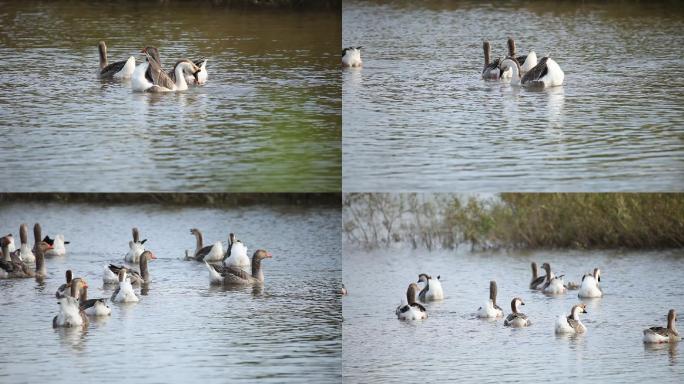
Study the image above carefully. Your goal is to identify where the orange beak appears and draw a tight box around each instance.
[150,252,157,259]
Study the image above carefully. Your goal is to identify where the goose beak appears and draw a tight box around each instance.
[150,252,157,259]
[266,252,273,258]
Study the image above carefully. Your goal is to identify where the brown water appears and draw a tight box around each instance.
[0,1,341,192]
[343,247,684,383]
[343,0,684,191]
[0,202,341,383]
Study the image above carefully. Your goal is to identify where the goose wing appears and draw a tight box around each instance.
[100,60,128,77]
[530,275,546,289]
[194,244,216,261]
[145,54,175,90]
[521,57,548,83]
[223,266,252,280]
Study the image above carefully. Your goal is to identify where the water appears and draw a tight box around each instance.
[0,202,341,383]
[342,0,684,191]
[0,1,341,192]
[342,247,684,383]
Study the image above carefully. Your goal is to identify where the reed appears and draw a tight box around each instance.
[344,193,684,250]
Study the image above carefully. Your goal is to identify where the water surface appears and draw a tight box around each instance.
[343,247,684,383]
[0,202,341,383]
[343,0,684,191]
[0,1,341,192]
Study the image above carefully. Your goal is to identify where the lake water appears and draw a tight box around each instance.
[342,247,684,383]
[0,1,341,192]
[0,202,341,383]
[342,0,684,191]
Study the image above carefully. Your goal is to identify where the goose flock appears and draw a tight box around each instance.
[385,261,679,343]
[1,224,273,329]
[98,41,208,92]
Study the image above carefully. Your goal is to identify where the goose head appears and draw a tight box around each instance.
[141,46,161,64]
[511,297,524,313]
[253,249,273,261]
[541,262,551,276]
[499,56,522,79]
[570,304,588,320]
[417,273,431,284]
[593,268,601,282]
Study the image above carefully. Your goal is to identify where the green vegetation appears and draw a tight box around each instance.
[0,193,340,208]
[343,193,684,250]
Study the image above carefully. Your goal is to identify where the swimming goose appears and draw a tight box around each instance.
[141,47,200,92]
[5,234,15,253]
[541,263,567,295]
[529,262,546,290]
[504,297,531,327]
[205,249,272,285]
[396,283,428,320]
[643,309,680,343]
[55,270,74,298]
[53,296,88,328]
[98,41,136,79]
[481,41,501,80]
[224,235,250,271]
[342,46,362,67]
[111,270,139,303]
[417,273,444,302]
[169,58,208,85]
[499,56,564,88]
[507,37,538,73]
[578,268,603,298]
[78,286,112,316]
[106,250,156,286]
[0,236,50,279]
[477,280,504,319]
[18,224,35,263]
[45,234,68,257]
[555,304,588,334]
[190,228,224,262]
[124,227,147,263]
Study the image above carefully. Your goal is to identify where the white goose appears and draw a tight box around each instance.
[507,37,538,73]
[477,280,504,319]
[45,234,68,257]
[541,263,567,295]
[189,228,224,262]
[643,309,680,343]
[578,268,603,298]
[555,304,588,334]
[111,270,139,303]
[98,41,136,79]
[78,286,112,316]
[396,283,427,321]
[504,297,530,327]
[124,227,147,263]
[341,46,362,67]
[140,47,200,92]
[499,56,564,88]
[224,235,250,271]
[417,273,444,302]
[173,58,208,85]
[53,296,88,328]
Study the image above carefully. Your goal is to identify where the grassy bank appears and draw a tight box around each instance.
[0,193,341,208]
[343,193,684,250]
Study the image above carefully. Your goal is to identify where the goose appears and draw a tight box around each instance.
[205,249,272,285]
[417,273,444,302]
[643,309,680,343]
[124,227,147,263]
[78,286,112,316]
[138,47,200,92]
[224,235,250,270]
[111,270,139,303]
[506,37,537,73]
[5,234,15,253]
[555,304,588,334]
[529,262,546,290]
[55,270,74,298]
[53,296,88,328]
[98,41,136,78]
[477,280,504,318]
[578,268,603,298]
[340,284,348,295]
[132,46,163,92]
[0,235,50,279]
[499,56,564,88]
[481,41,501,80]
[395,283,428,320]
[170,58,208,85]
[504,297,531,327]
[342,46,362,67]
[190,228,224,262]
[541,263,567,295]
[18,223,35,263]
[45,234,68,257]
[106,250,156,286]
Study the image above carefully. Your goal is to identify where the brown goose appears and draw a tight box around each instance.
[644,309,680,343]
[481,41,501,80]
[141,47,199,92]
[206,249,272,285]
[98,41,136,78]
[190,228,224,262]
[106,250,156,286]
[395,283,427,320]
[1,235,51,279]
[504,297,530,327]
